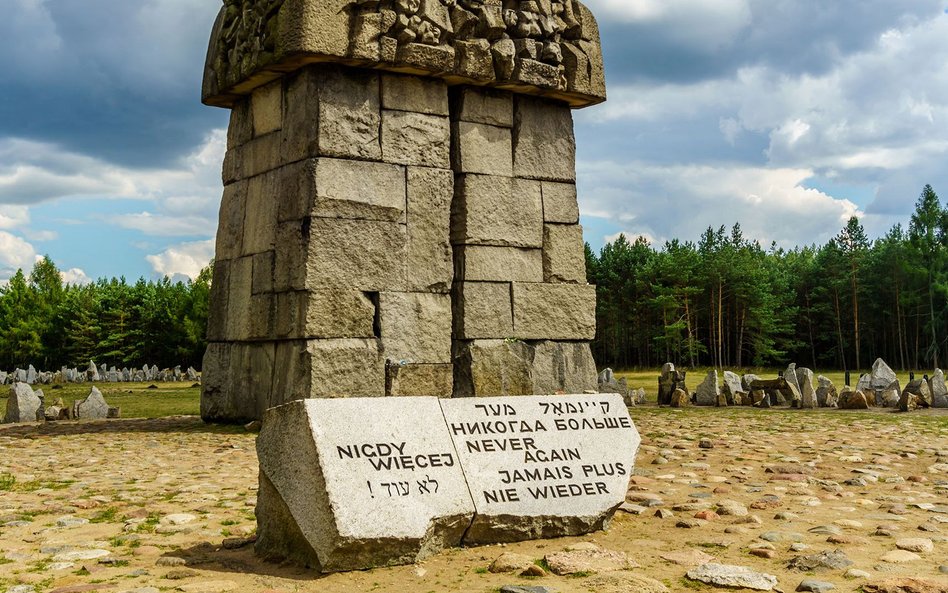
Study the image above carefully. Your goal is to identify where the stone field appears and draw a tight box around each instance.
[2,406,946,593]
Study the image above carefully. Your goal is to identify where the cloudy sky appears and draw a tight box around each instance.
[2,0,947,283]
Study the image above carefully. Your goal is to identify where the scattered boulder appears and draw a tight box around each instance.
[3,383,44,423]
[839,388,870,410]
[685,563,778,591]
[899,380,932,412]
[489,552,534,574]
[544,543,636,575]
[797,580,835,593]
[787,549,853,571]
[670,388,689,408]
[722,371,747,405]
[658,363,688,406]
[816,376,838,408]
[795,367,818,408]
[695,370,720,406]
[931,369,948,408]
[72,386,110,420]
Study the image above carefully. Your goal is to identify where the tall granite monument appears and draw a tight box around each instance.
[201,0,606,422]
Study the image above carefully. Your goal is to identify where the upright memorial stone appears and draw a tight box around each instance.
[441,393,639,544]
[200,0,606,422]
[255,398,474,571]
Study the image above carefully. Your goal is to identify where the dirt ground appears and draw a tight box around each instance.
[1,406,946,593]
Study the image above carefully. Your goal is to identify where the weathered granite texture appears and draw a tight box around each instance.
[203,0,606,109]
[202,2,601,421]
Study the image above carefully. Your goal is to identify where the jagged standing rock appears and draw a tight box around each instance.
[3,383,44,423]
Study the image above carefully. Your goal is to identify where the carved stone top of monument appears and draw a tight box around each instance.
[202,0,606,109]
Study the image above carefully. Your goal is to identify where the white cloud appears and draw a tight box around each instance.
[0,231,38,282]
[60,267,91,285]
[145,239,214,281]
[579,160,860,249]
[0,205,29,229]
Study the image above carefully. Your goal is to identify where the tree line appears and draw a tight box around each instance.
[587,185,948,372]
[0,258,210,371]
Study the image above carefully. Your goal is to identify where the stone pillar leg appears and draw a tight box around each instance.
[450,88,597,397]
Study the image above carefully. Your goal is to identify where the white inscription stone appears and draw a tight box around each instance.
[441,393,640,544]
[255,398,474,572]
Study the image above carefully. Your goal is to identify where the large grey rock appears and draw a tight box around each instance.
[796,368,817,409]
[3,383,44,423]
[722,371,746,405]
[73,386,109,420]
[930,369,947,408]
[442,394,639,544]
[686,563,778,591]
[871,358,898,390]
[255,398,474,572]
[26,365,36,385]
[695,371,720,406]
[816,376,839,408]
[86,360,100,382]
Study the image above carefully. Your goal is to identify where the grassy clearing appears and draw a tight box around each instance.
[0,381,201,419]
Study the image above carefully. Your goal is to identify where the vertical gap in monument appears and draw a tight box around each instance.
[448,86,466,399]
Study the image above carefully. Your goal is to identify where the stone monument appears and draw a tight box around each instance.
[255,393,639,571]
[200,0,606,422]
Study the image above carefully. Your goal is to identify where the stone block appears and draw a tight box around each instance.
[454,282,513,339]
[530,341,598,394]
[456,246,543,283]
[255,398,475,571]
[513,96,576,182]
[452,175,542,248]
[252,80,283,136]
[452,121,513,176]
[248,293,275,340]
[452,339,535,398]
[243,171,280,255]
[234,132,285,181]
[381,75,449,116]
[511,283,596,340]
[275,219,408,292]
[282,68,321,163]
[215,181,246,260]
[397,42,455,72]
[225,256,254,340]
[406,167,453,292]
[3,383,43,423]
[379,292,452,364]
[452,87,513,127]
[201,342,262,423]
[269,339,385,405]
[206,260,230,341]
[276,160,316,223]
[441,393,640,544]
[386,363,453,397]
[314,158,406,222]
[543,224,587,284]
[542,182,580,224]
[318,67,381,160]
[251,251,275,295]
[381,110,450,168]
[274,290,377,339]
[227,98,253,149]
[73,386,109,420]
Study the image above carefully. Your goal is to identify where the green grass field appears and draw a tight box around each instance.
[0,381,201,419]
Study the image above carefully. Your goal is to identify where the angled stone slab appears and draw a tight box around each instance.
[255,398,474,572]
[440,393,640,545]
